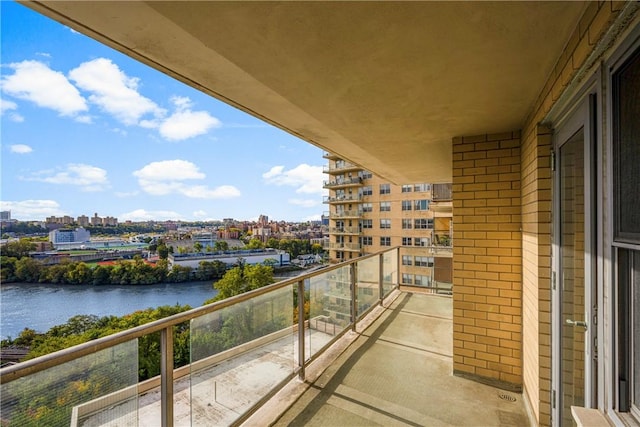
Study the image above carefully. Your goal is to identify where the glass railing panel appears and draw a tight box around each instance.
[356,256,380,319]
[307,266,351,361]
[189,285,294,426]
[0,340,138,427]
[383,248,398,297]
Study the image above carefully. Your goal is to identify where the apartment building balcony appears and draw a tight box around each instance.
[329,226,361,235]
[323,162,362,175]
[432,183,453,201]
[0,248,526,427]
[323,195,362,204]
[322,177,363,189]
[322,152,340,160]
[328,242,362,251]
[330,210,362,219]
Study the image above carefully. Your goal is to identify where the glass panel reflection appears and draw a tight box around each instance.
[190,286,294,426]
[0,340,138,427]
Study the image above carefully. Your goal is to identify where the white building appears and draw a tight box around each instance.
[168,249,290,270]
[49,227,90,248]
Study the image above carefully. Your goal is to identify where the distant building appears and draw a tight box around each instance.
[77,215,89,227]
[168,249,290,270]
[49,227,91,248]
[91,213,102,226]
[0,211,11,221]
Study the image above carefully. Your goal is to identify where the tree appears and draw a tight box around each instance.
[245,238,264,250]
[157,243,169,260]
[208,263,274,302]
[266,237,280,249]
[193,242,203,253]
[1,239,36,258]
[14,257,44,282]
[213,240,229,251]
[311,243,324,255]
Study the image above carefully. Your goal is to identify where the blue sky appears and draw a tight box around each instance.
[0,2,326,223]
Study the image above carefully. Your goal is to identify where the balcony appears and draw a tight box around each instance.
[0,248,526,427]
[322,177,363,189]
[323,162,362,175]
[328,226,361,235]
[322,152,339,160]
[432,183,453,201]
[330,210,362,219]
[327,242,362,252]
[323,194,362,204]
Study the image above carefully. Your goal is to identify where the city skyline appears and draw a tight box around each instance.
[0,2,326,223]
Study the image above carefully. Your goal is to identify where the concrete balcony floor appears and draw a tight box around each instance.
[268,292,528,426]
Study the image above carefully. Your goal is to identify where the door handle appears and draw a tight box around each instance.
[565,319,588,329]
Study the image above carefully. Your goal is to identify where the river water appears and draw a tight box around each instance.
[0,281,218,340]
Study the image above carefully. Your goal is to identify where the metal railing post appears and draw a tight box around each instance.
[297,279,306,381]
[160,326,174,427]
[397,247,402,288]
[379,253,384,305]
[350,262,357,332]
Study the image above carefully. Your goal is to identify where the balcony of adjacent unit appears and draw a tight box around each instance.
[323,194,362,204]
[322,177,363,190]
[327,242,362,252]
[323,161,362,175]
[330,210,362,219]
[322,152,340,160]
[328,226,361,236]
[0,246,527,427]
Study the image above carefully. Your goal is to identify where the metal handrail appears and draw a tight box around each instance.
[0,247,398,383]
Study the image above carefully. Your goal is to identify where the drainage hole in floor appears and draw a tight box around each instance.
[498,392,517,402]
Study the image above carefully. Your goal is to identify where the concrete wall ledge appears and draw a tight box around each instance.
[571,407,612,427]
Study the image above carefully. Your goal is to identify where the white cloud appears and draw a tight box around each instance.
[74,115,92,124]
[262,164,324,194]
[289,198,320,208]
[10,144,33,154]
[27,163,109,192]
[119,209,184,222]
[133,159,205,182]
[0,99,17,114]
[303,214,322,222]
[0,200,66,220]
[9,113,25,122]
[133,160,241,199]
[159,110,221,141]
[157,96,221,141]
[1,60,88,116]
[69,58,164,126]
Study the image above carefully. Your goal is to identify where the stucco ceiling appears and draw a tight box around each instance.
[23,1,587,184]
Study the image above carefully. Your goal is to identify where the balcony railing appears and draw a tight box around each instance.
[0,248,399,427]
[432,183,453,201]
[327,242,362,251]
[323,194,362,204]
[330,210,362,219]
[329,226,361,235]
[322,177,363,189]
[322,162,362,175]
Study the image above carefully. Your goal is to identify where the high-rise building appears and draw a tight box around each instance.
[323,153,453,293]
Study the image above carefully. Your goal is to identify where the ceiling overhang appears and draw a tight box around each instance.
[22,1,587,183]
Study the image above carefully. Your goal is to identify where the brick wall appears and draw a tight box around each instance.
[518,2,625,425]
[452,131,522,390]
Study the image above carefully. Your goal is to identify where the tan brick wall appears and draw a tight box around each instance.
[452,131,522,390]
[518,3,624,425]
